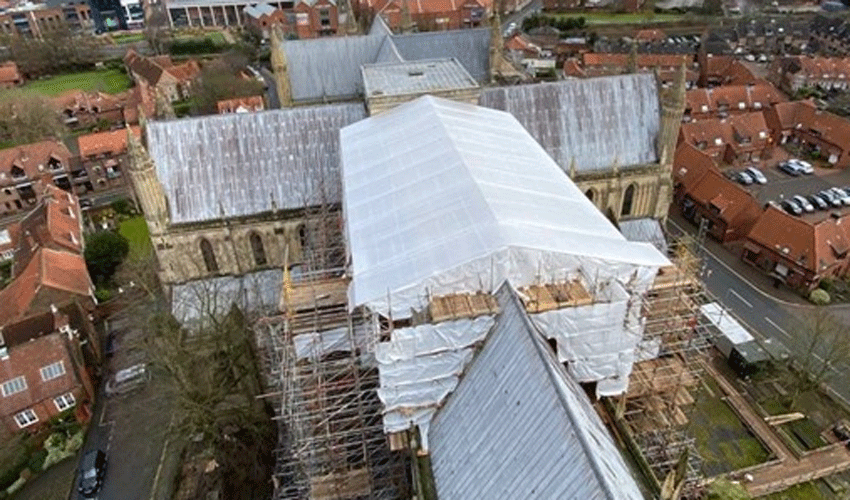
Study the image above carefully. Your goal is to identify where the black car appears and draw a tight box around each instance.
[780,199,802,216]
[78,450,107,498]
[807,194,828,210]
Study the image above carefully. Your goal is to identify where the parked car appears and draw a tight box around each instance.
[105,363,150,396]
[781,199,803,215]
[792,195,814,213]
[807,194,828,210]
[818,190,843,208]
[745,166,767,184]
[829,187,850,205]
[736,171,754,185]
[79,198,93,208]
[778,161,802,176]
[78,449,107,498]
[789,159,814,175]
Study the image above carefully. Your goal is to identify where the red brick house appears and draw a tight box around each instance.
[0,141,73,217]
[124,49,201,103]
[365,0,489,31]
[684,82,785,121]
[74,127,141,195]
[0,303,99,434]
[743,205,850,290]
[293,0,338,38]
[0,184,93,326]
[217,96,265,114]
[673,143,763,242]
[0,61,23,89]
[679,112,772,165]
[243,3,291,39]
[764,100,850,168]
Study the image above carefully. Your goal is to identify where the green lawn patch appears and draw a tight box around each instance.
[23,69,132,96]
[119,215,152,259]
[205,32,226,45]
[762,480,836,500]
[110,33,145,44]
[690,379,771,475]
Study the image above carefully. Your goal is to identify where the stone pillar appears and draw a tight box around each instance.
[270,27,293,107]
[127,126,169,236]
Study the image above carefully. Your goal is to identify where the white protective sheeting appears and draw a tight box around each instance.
[528,281,643,396]
[341,96,669,319]
[700,302,753,345]
[374,316,495,433]
[292,322,371,361]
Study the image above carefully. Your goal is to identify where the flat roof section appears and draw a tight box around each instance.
[362,58,479,99]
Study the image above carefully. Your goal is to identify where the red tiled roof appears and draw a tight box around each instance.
[14,185,83,271]
[673,142,719,186]
[0,247,92,325]
[216,96,265,114]
[634,28,666,42]
[77,127,141,158]
[582,52,690,68]
[688,169,762,229]
[0,141,71,185]
[747,205,850,274]
[686,82,785,115]
[0,61,22,85]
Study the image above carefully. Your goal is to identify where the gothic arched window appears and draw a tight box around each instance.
[200,238,218,273]
[621,184,636,217]
[250,231,267,266]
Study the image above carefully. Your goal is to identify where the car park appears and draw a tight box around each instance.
[807,194,828,210]
[781,199,803,215]
[744,167,767,184]
[792,195,814,213]
[78,449,107,498]
[105,363,150,396]
[736,171,754,185]
[778,161,802,176]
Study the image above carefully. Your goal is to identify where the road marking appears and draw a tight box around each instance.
[729,289,753,308]
[764,317,792,340]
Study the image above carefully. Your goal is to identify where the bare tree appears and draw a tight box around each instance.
[190,56,265,115]
[786,307,850,408]
[0,90,65,144]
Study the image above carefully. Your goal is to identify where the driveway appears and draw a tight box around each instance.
[73,300,177,500]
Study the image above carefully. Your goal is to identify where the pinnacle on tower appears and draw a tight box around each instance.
[489,0,505,83]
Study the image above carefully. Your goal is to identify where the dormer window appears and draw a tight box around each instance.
[47,155,63,171]
[754,102,762,109]
[759,131,767,139]
[738,102,746,109]
[701,105,709,112]
[10,165,25,179]
[714,138,723,146]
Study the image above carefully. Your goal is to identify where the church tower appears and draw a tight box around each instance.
[657,63,686,170]
[653,63,687,221]
[270,27,293,108]
[488,1,504,83]
[127,126,169,236]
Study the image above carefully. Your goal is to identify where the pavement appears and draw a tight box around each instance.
[667,210,850,410]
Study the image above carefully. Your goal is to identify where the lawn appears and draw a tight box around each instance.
[23,69,132,96]
[762,480,839,500]
[689,378,771,476]
[546,12,686,24]
[119,216,152,259]
[110,32,146,44]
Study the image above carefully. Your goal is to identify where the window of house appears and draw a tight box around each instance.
[1,376,27,397]
[621,184,636,217]
[250,231,267,266]
[14,408,38,428]
[200,238,218,273]
[318,8,330,26]
[40,361,65,381]
[54,392,76,411]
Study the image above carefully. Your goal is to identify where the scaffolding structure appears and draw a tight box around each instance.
[256,168,411,500]
[618,233,716,498]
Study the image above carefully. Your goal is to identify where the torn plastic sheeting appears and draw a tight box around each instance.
[636,337,661,362]
[383,407,436,435]
[374,316,494,363]
[531,299,639,359]
[377,376,460,412]
[597,376,629,397]
[378,349,473,388]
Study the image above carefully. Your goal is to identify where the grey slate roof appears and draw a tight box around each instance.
[146,103,366,224]
[171,269,282,327]
[429,283,645,500]
[362,58,479,98]
[619,217,668,255]
[244,3,276,19]
[280,23,490,103]
[479,74,661,173]
[282,35,387,102]
[390,28,491,83]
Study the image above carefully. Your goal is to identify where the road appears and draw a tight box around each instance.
[259,66,279,109]
[667,217,850,408]
[74,300,177,500]
[502,0,541,32]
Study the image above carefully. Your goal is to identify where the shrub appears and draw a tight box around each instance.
[809,288,831,305]
[819,277,834,293]
[95,288,113,302]
[84,230,130,284]
[26,449,48,473]
[110,198,134,216]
